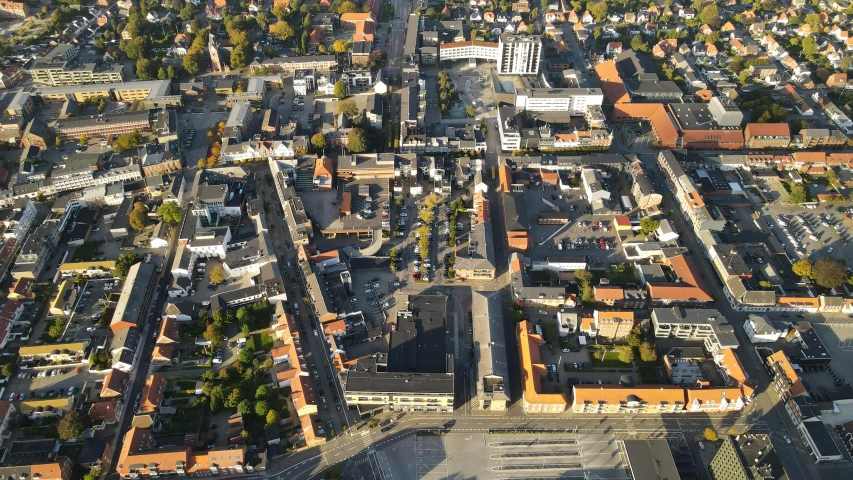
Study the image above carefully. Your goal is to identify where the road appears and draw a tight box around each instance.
[637,153,815,480]
[267,413,773,480]
[104,173,194,480]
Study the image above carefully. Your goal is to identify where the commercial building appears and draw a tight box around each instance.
[517,320,568,413]
[622,440,680,480]
[514,88,604,115]
[342,371,455,413]
[53,111,152,141]
[744,123,792,148]
[110,262,157,333]
[249,56,337,75]
[472,291,510,411]
[454,191,496,280]
[710,435,787,480]
[652,307,739,354]
[439,41,499,64]
[572,385,685,414]
[497,35,542,75]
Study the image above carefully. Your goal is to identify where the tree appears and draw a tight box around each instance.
[183,50,206,75]
[266,409,281,426]
[204,322,224,347]
[270,21,295,41]
[575,269,592,285]
[209,385,225,412]
[801,36,819,59]
[212,309,226,324]
[237,347,255,365]
[157,202,183,224]
[332,40,350,53]
[630,35,649,53]
[311,133,327,152]
[129,202,148,231]
[347,128,368,153]
[230,45,250,70]
[788,184,808,204]
[112,129,142,151]
[255,400,271,417]
[256,12,270,30]
[256,385,271,400]
[338,99,359,118]
[792,259,813,278]
[225,387,243,408]
[2,363,15,378]
[758,280,774,290]
[812,258,847,289]
[703,428,718,442]
[626,327,642,348]
[639,342,657,362]
[698,5,720,28]
[618,346,635,364]
[640,217,659,234]
[589,1,608,22]
[209,265,227,285]
[136,58,158,80]
[368,50,387,70]
[465,105,476,117]
[237,399,253,415]
[57,411,90,440]
[115,253,140,279]
[338,0,357,13]
[202,371,215,382]
[333,79,347,99]
[79,135,88,145]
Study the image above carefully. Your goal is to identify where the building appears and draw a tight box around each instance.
[53,111,151,141]
[517,320,568,413]
[19,342,87,362]
[110,262,157,333]
[646,254,714,307]
[710,435,787,480]
[622,440,681,480]
[572,385,686,414]
[141,150,181,177]
[249,56,337,75]
[592,310,635,343]
[29,45,126,86]
[651,307,739,353]
[472,291,510,411]
[0,459,72,480]
[744,123,791,148]
[343,371,454,412]
[497,35,542,75]
[0,0,29,18]
[744,314,786,343]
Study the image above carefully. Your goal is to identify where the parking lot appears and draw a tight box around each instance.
[760,205,853,261]
[63,279,117,341]
[349,269,400,327]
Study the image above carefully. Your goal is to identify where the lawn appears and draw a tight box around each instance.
[608,263,636,285]
[588,348,633,369]
[72,242,97,262]
[21,425,58,438]
[247,332,274,353]
[176,380,197,392]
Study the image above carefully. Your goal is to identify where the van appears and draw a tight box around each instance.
[809,235,819,241]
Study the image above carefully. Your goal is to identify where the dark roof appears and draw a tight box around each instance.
[502,192,529,231]
[78,437,109,465]
[344,371,454,394]
[803,421,842,458]
[388,295,448,374]
[622,440,680,480]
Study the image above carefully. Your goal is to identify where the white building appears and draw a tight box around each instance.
[744,314,786,343]
[497,107,521,151]
[581,168,611,202]
[187,226,231,259]
[440,41,499,66]
[497,35,542,75]
[655,219,679,242]
[515,88,604,115]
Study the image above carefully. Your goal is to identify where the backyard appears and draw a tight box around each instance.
[246,331,274,353]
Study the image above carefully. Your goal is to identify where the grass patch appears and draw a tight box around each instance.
[589,348,633,369]
[247,332,274,353]
[638,366,660,384]
[72,242,97,262]
[608,263,636,285]
[21,425,58,438]
[176,380,197,391]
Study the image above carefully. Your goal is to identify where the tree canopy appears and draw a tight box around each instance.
[209,265,227,285]
[157,202,182,224]
[129,202,149,231]
[311,133,327,152]
[57,411,91,440]
[115,253,140,279]
[347,128,368,153]
[812,258,847,289]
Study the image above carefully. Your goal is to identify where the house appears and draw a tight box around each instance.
[101,369,129,398]
[699,24,712,35]
[827,73,848,88]
[653,39,677,58]
[679,7,695,19]
[606,42,623,55]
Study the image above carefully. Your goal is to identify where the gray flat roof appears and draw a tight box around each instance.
[472,290,510,402]
[112,262,155,329]
[344,370,454,395]
[622,440,680,480]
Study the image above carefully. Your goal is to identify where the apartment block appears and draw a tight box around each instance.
[744,123,791,148]
[572,385,685,414]
[497,35,542,75]
[53,111,151,141]
[517,320,568,413]
[651,307,739,353]
[592,310,635,343]
[250,55,337,75]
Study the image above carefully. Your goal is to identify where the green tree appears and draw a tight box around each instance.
[270,21,295,41]
[237,347,255,365]
[698,5,720,28]
[112,129,143,151]
[640,217,659,234]
[334,79,347,99]
[255,400,271,417]
[368,50,387,70]
[79,135,88,145]
[311,133,327,152]
[225,387,243,408]
[209,385,225,412]
[1,363,14,378]
[57,411,90,440]
[618,346,635,364]
[347,128,369,153]
[266,409,281,426]
[758,280,774,290]
[465,105,476,117]
[157,202,183,224]
[237,399,253,415]
[115,253,140,279]
[338,0,357,13]
[626,327,642,347]
[230,45,250,70]
[183,50,206,75]
[129,202,149,231]
[589,1,608,22]
[639,342,657,362]
[630,35,649,53]
[788,184,808,204]
[256,385,271,400]
[202,371,215,382]
[792,259,813,278]
[812,258,847,289]
[209,265,227,285]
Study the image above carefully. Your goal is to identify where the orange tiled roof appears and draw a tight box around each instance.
[498,165,512,192]
[340,12,374,22]
[31,459,72,480]
[595,310,634,322]
[89,399,119,423]
[594,286,624,301]
[717,348,755,397]
[613,215,632,228]
[157,316,180,344]
[139,374,166,413]
[686,387,744,405]
[777,296,819,308]
[746,123,791,138]
[594,61,631,104]
[518,321,568,406]
[573,384,686,406]
[647,255,713,302]
[768,350,808,397]
[101,369,128,398]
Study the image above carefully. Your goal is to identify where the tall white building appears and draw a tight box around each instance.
[497,35,542,75]
[515,88,604,115]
